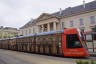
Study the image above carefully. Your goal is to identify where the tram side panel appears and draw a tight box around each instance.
[35,33,63,55]
[30,36,35,53]
[36,35,51,54]
[5,40,9,49]
[21,38,25,52]
[0,40,1,49]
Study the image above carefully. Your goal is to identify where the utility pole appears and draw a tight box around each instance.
[59,8,63,30]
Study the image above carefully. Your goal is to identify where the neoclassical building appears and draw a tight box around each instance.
[19,1,96,36]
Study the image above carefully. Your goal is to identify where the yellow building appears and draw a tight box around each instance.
[20,1,96,36]
[0,26,18,38]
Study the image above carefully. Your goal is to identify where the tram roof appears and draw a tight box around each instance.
[0,38,10,40]
[36,30,64,36]
[12,30,64,39]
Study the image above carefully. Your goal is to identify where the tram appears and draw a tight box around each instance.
[0,28,89,57]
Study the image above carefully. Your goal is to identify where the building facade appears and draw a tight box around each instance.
[0,26,18,38]
[19,19,38,36]
[20,1,96,36]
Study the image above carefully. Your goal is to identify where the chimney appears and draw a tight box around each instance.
[83,0,86,8]
[59,8,62,15]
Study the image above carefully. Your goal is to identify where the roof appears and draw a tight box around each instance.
[20,1,96,29]
[36,30,64,36]
[4,27,17,30]
[53,1,96,17]
[20,19,37,29]
[0,26,17,30]
[16,30,64,39]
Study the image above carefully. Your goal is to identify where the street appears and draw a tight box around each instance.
[0,49,76,64]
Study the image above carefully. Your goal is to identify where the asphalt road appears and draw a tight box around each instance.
[0,49,76,64]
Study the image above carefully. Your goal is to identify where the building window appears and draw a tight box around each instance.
[25,30,27,35]
[33,27,35,33]
[62,22,65,29]
[21,30,23,36]
[79,18,84,25]
[70,21,74,27]
[90,16,96,24]
[29,29,31,34]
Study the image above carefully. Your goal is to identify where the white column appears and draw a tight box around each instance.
[53,22,56,31]
[38,25,40,33]
[47,23,50,32]
[41,25,44,32]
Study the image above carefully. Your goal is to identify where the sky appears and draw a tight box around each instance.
[0,0,95,28]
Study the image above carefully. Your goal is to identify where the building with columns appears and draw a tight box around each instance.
[36,13,61,32]
[19,1,96,36]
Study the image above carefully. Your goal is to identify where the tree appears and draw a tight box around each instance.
[92,25,96,32]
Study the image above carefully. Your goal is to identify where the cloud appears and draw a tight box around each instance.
[0,0,94,28]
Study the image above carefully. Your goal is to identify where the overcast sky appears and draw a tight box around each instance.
[0,0,94,28]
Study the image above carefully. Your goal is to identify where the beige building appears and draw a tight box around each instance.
[0,26,18,38]
[20,1,96,36]
[19,19,38,36]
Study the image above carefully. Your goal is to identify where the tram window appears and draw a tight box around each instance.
[66,34,82,48]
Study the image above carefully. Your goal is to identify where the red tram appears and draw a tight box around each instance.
[0,28,89,57]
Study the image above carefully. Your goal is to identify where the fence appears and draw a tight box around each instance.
[86,32,96,53]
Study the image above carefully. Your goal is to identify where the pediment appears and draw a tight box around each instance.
[36,13,58,21]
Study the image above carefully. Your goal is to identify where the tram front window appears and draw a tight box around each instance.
[66,34,82,48]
